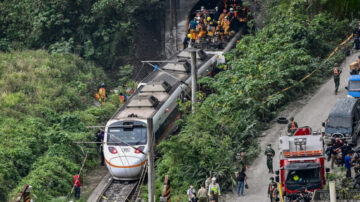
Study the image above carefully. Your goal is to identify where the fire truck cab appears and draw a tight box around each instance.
[277,127,327,195]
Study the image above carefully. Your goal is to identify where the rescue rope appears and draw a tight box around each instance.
[270,33,354,97]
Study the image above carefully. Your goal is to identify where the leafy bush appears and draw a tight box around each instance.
[0,0,163,69]
[156,0,350,196]
[0,50,117,200]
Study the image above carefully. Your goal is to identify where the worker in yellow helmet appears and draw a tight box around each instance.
[98,83,106,105]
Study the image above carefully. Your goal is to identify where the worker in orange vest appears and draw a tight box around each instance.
[119,92,126,104]
[287,117,298,134]
[98,83,106,105]
[333,63,341,94]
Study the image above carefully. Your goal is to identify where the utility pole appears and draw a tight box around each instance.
[188,48,197,112]
[147,118,155,202]
[329,181,336,202]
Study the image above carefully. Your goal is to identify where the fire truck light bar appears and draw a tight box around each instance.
[283,150,322,157]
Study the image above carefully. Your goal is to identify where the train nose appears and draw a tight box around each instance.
[106,156,146,179]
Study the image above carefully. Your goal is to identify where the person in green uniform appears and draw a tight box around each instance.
[333,63,341,94]
[268,177,277,202]
[265,144,275,173]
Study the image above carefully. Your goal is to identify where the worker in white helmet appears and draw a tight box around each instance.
[208,177,221,202]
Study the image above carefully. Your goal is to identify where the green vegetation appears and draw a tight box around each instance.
[156,0,350,196]
[0,50,119,201]
[0,0,162,69]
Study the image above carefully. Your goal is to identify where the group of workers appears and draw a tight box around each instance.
[94,83,132,105]
[326,138,360,177]
[186,177,221,202]
[184,1,249,49]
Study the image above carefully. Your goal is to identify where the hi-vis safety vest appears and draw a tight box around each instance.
[291,121,296,129]
[99,88,106,99]
[119,95,125,103]
[334,67,339,75]
[210,184,220,194]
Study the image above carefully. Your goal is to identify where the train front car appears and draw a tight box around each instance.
[104,119,148,180]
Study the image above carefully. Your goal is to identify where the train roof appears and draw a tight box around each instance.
[110,49,214,121]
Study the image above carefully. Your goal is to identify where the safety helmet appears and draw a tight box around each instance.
[293,175,299,181]
[187,33,192,38]
[212,177,216,181]
[210,21,213,25]
[207,17,211,21]
[230,8,234,11]
[101,83,105,87]
[225,16,228,19]
[215,6,218,11]
[201,6,204,11]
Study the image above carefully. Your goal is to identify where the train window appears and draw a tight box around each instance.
[107,127,147,146]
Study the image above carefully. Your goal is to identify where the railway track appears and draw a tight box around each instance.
[98,179,138,202]
[88,167,147,202]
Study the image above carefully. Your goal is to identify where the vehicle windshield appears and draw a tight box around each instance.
[349,80,360,91]
[285,168,321,187]
[327,117,352,128]
[107,127,147,146]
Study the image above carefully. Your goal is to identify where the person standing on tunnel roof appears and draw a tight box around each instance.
[265,144,275,174]
[189,18,198,47]
[333,63,342,94]
[287,117,298,134]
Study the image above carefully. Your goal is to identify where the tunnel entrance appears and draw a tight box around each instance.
[164,0,223,57]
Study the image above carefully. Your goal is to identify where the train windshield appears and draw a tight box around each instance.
[107,126,147,146]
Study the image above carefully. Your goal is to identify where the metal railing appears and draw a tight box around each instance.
[313,189,360,201]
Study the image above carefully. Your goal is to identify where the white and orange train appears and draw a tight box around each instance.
[103,31,243,180]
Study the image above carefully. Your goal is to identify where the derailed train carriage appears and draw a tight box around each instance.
[104,49,213,179]
[103,31,243,179]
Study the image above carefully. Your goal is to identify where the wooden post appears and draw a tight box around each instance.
[329,181,336,202]
[15,184,31,202]
[160,175,171,202]
[147,118,155,202]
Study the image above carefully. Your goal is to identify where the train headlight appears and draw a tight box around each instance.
[135,146,145,154]
[109,147,118,154]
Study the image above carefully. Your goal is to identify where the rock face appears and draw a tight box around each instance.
[164,0,199,57]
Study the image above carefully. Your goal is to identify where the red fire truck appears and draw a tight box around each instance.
[277,127,328,196]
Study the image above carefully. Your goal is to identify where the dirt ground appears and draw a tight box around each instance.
[221,51,359,201]
[77,165,108,200]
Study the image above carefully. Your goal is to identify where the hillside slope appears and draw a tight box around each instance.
[0,50,117,201]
